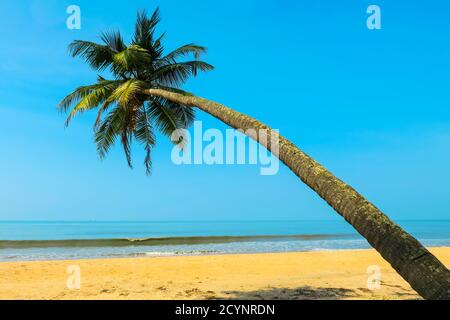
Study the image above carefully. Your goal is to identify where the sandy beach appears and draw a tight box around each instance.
[1,247,449,300]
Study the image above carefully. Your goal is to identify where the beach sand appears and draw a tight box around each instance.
[1,247,449,300]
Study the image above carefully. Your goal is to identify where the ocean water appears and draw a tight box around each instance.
[0,220,449,261]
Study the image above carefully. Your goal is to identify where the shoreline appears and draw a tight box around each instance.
[1,246,449,300]
[1,244,448,263]
[0,246,373,263]
[0,246,428,263]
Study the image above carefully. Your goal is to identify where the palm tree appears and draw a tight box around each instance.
[59,8,450,299]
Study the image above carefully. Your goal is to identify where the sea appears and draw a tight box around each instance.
[1,220,450,261]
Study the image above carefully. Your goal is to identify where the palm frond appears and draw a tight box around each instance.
[160,98,195,128]
[94,99,115,129]
[112,45,152,75]
[134,105,156,175]
[100,30,126,53]
[147,98,181,137]
[65,92,106,126]
[153,61,214,87]
[133,8,163,56]
[152,32,165,58]
[108,79,147,107]
[95,106,125,159]
[159,44,207,64]
[121,125,133,168]
[174,104,195,128]
[58,84,94,113]
[60,79,123,125]
[68,40,115,71]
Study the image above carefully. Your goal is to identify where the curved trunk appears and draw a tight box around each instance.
[146,88,450,299]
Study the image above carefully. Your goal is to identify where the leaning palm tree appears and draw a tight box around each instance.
[59,8,450,299]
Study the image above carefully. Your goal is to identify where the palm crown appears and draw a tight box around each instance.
[59,8,213,174]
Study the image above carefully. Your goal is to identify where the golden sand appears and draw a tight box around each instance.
[1,247,449,300]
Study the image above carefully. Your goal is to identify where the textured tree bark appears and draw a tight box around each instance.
[145,88,450,299]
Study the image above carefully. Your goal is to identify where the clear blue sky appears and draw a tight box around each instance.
[0,0,449,221]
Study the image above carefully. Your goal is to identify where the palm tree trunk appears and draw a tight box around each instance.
[145,88,450,299]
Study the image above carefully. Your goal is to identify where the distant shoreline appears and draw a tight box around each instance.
[2,243,449,263]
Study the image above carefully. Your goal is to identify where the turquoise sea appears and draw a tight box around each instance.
[1,220,450,261]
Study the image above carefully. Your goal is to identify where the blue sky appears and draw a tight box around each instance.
[0,0,449,221]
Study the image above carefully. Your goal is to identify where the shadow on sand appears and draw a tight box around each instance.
[219,286,357,300]
[215,284,419,300]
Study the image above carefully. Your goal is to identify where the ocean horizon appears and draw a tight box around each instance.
[1,220,450,262]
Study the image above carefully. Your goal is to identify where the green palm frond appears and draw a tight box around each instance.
[95,106,135,168]
[95,106,125,159]
[134,105,156,175]
[112,45,152,76]
[173,104,195,128]
[147,98,180,137]
[68,41,115,71]
[108,79,148,107]
[153,61,214,87]
[58,84,94,113]
[100,30,126,53]
[120,110,134,168]
[152,32,165,57]
[65,81,121,126]
[158,98,195,128]
[133,8,162,53]
[159,44,207,64]
[94,100,115,129]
